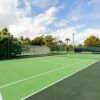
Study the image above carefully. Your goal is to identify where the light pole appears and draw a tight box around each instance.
[72,33,75,53]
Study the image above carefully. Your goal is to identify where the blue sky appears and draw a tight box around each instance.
[17,0,100,28]
[0,0,100,44]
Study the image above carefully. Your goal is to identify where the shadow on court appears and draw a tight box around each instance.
[25,61,100,100]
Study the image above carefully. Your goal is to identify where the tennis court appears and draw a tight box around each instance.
[0,54,100,100]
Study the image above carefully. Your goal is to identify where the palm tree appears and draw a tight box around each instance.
[65,38,70,53]
[65,38,70,45]
[58,40,63,51]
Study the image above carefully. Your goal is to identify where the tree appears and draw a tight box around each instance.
[24,37,31,45]
[58,40,63,45]
[0,28,22,58]
[44,35,54,48]
[58,40,64,51]
[65,38,70,51]
[78,44,83,47]
[84,36,100,47]
[31,36,45,45]
[19,36,31,45]
[65,38,70,45]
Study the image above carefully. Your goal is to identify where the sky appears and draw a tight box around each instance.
[0,0,100,44]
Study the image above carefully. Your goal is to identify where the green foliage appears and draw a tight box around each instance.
[0,28,68,58]
[31,36,45,45]
[84,36,100,47]
[0,28,22,58]
[44,35,54,48]
[75,36,100,52]
[65,38,70,44]
[19,36,31,45]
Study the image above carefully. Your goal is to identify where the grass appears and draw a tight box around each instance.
[0,54,100,100]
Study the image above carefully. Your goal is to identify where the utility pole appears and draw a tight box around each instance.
[72,33,75,53]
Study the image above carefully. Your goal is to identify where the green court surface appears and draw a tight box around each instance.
[0,54,100,100]
[27,61,100,100]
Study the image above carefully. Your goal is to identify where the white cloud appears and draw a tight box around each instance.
[51,26,100,45]
[17,0,32,17]
[29,0,59,9]
[77,28,100,44]
[54,19,69,27]
[51,26,79,44]
[0,0,59,38]
[9,7,58,38]
[18,0,59,10]
[0,0,100,45]
[0,0,18,29]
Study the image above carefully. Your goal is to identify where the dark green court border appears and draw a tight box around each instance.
[25,61,100,100]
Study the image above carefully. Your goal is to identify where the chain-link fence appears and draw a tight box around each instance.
[21,45,51,55]
[0,44,22,58]
[0,44,69,59]
[0,44,51,58]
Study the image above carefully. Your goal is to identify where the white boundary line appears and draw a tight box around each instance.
[21,60,98,100]
[31,56,82,66]
[38,60,68,66]
[0,60,88,89]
